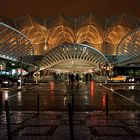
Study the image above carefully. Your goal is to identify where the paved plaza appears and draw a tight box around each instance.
[0,82,140,139]
[0,111,140,140]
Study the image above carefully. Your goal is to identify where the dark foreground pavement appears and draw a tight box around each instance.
[0,111,140,140]
[1,82,140,139]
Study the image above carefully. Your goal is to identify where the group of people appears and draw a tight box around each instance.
[53,72,93,83]
[65,73,82,84]
[67,73,92,83]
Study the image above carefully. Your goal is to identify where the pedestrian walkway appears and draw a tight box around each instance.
[0,111,140,140]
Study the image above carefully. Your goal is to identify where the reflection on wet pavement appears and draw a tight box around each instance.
[0,111,140,140]
[0,82,140,139]
[0,82,139,111]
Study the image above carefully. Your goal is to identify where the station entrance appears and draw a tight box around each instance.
[34,43,110,82]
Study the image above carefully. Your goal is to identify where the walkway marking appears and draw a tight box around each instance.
[7,84,41,100]
[8,93,18,99]
[100,83,140,107]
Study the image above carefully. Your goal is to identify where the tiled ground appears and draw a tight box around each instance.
[0,111,140,140]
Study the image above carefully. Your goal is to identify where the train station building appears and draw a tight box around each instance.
[0,14,140,78]
[1,0,140,138]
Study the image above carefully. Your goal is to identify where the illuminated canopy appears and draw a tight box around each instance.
[1,13,140,70]
[116,27,140,65]
[10,13,139,56]
[40,43,109,72]
[0,22,34,64]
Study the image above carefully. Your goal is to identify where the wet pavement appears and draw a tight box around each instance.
[1,82,140,111]
[0,82,140,139]
[0,111,140,140]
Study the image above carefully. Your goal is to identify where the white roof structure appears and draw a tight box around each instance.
[0,13,140,71]
[0,22,34,65]
[40,43,109,72]
[116,27,140,65]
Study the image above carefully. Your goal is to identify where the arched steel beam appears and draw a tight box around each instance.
[115,27,140,65]
[39,43,110,72]
[0,22,34,65]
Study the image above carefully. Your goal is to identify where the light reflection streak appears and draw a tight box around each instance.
[102,94,106,107]
[50,82,54,90]
[3,90,8,100]
[110,87,113,91]
[18,91,22,103]
[130,95,134,101]
[51,90,54,96]
[64,96,67,106]
[90,81,94,96]
[90,90,94,97]
[15,112,23,124]
[128,85,134,89]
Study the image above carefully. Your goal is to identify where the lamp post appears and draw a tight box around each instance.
[18,57,23,89]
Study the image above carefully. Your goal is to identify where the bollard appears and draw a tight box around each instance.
[71,92,74,115]
[0,91,2,114]
[5,100,12,140]
[37,94,40,116]
[105,94,109,116]
[68,102,74,140]
[0,100,2,114]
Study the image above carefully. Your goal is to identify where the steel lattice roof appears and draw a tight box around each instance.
[3,13,139,56]
[116,27,140,65]
[40,43,109,72]
[0,22,34,65]
[0,13,140,70]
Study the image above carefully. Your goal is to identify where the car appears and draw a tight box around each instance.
[108,75,129,83]
[0,75,19,87]
[125,76,140,83]
[0,78,3,87]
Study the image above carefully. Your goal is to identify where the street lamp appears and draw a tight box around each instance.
[18,57,23,89]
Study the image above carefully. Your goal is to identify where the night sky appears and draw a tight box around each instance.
[0,0,140,18]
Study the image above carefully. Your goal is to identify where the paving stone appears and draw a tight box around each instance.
[51,125,70,140]
[121,120,140,126]
[73,125,92,140]
[61,115,85,121]
[18,126,57,135]
[92,136,140,140]
[13,136,48,140]
[0,111,140,140]
[73,115,85,120]
[128,126,140,135]
[63,120,84,125]
[93,127,129,136]
[24,118,61,125]
[0,125,7,140]
[86,115,112,120]
[111,113,139,120]
[86,119,124,127]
